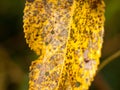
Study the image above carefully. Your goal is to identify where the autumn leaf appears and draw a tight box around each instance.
[23,0,105,90]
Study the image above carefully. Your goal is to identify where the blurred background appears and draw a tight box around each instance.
[0,0,120,90]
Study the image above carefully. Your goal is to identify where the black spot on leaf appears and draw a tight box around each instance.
[51,30,55,34]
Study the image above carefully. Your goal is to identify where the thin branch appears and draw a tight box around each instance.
[98,50,120,73]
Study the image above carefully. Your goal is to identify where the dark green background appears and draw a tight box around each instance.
[0,0,120,90]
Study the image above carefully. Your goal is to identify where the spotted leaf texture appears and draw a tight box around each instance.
[23,0,105,90]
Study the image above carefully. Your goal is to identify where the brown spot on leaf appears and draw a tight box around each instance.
[45,72,49,76]
[75,81,81,87]
[27,0,34,3]
[84,58,90,63]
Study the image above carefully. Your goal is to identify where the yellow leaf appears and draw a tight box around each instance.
[23,0,105,90]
